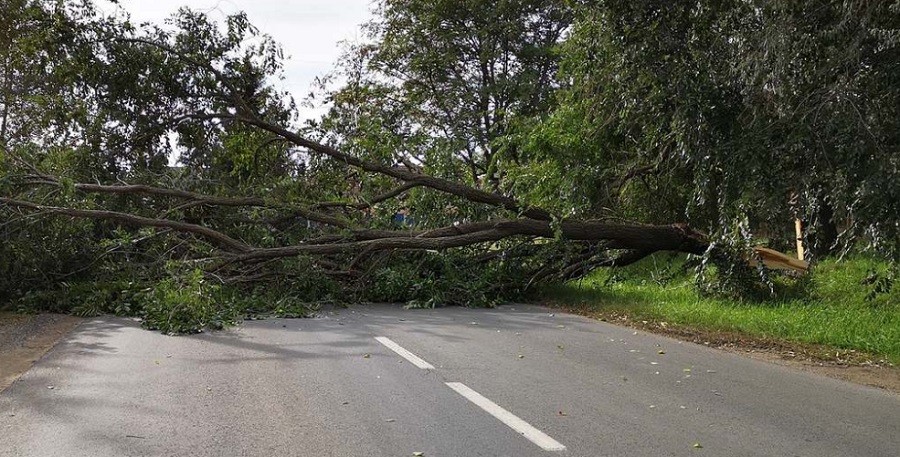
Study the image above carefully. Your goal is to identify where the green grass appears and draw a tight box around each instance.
[539,254,900,364]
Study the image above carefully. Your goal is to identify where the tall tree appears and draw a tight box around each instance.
[315,0,572,190]
[523,0,900,258]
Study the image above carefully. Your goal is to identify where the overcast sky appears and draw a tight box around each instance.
[97,0,375,121]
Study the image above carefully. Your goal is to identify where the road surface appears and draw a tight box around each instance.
[1,304,899,456]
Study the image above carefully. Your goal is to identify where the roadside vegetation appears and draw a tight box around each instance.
[541,255,900,364]
[1,0,898,353]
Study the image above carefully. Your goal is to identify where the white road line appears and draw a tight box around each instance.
[374,337,435,370]
[445,382,566,452]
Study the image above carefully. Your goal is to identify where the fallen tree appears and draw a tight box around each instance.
[0,3,715,289]
[1,1,839,323]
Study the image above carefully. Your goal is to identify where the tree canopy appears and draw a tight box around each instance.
[1,0,898,330]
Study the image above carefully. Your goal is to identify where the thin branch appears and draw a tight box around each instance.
[24,179,353,229]
[232,113,553,221]
[315,182,423,211]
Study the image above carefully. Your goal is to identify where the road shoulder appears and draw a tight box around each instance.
[0,312,81,392]
[548,303,900,393]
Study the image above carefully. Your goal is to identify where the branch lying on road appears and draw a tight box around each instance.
[1,195,709,265]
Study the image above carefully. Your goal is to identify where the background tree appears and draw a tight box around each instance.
[523,0,900,259]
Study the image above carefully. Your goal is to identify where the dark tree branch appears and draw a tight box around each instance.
[110,39,552,221]
[2,194,710,266]
[0,197,251,253]
[232,113,553,221]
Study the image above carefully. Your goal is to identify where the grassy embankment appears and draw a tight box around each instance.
[539,254,900,364]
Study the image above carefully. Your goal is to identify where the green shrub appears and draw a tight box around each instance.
[139,269,237,334]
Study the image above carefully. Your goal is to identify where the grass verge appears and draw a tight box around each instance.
[538,254,900,365]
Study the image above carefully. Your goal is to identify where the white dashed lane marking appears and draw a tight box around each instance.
[374,336,435,370]
[445,382,566,452]
[376,336,566,451]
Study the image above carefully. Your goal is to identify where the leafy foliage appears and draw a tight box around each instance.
[523,0,900,257]
[363,249,527,308]
[1,0,899,333]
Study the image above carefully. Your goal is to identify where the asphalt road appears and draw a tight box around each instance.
[1,304,899,457]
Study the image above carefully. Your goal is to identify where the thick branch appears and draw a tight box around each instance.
[0,197,251,253]
[2,199,709,265]
[234,220,709,262]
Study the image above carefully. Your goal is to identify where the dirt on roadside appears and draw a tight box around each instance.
[553,305,900,394]
[0,312,81,392]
